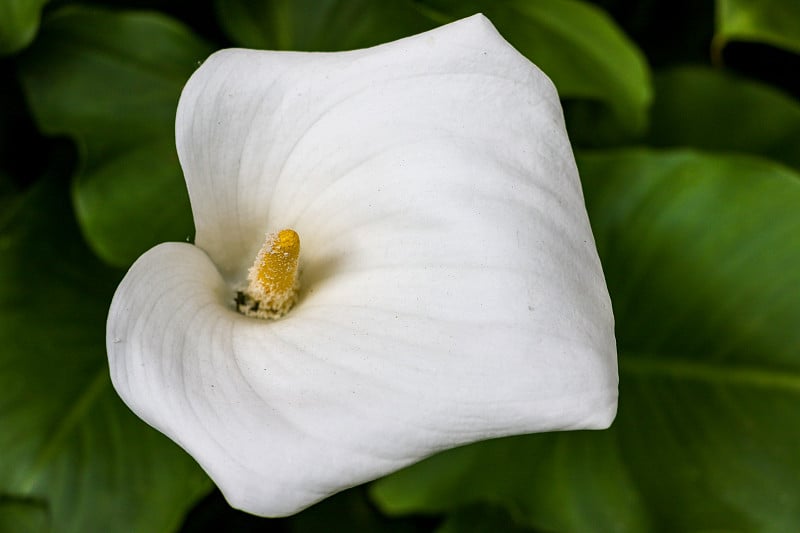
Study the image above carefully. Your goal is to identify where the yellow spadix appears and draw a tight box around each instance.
[238,229,300,319]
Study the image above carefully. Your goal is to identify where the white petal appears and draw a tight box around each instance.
[110,14,617,516]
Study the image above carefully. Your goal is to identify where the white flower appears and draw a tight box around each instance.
[107,14,617,517]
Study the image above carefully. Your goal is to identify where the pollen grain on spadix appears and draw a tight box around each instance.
[237,229,300,319]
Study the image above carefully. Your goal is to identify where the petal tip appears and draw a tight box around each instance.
[440,12,504,44]
[587,393,618,430]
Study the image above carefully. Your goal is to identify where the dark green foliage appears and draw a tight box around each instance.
[1,0,798,531]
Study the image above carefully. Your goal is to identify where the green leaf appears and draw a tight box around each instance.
[374,149,800,533]
[648,66,800,171]
[0,496,48,533]
[373,430,651,533]
[418,0,652,134]
[0,0,48,55]
[715,0,800,55]
[0,176,211,533]
[580,150,800,364]
[17,6,214,267]
[580,149,800,532]
[215,0,438,51]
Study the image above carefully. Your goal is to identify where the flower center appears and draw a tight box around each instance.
[236,229,300,319]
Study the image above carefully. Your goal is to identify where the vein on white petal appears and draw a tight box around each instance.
[274,73,559,227]
[273,70,554,215]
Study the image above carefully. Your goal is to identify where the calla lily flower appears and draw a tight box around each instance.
[107,14,617,517]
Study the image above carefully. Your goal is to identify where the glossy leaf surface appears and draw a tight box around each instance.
[648,66,800,170]
[0,0,48,55]
[716,0,800,54]
[18,6,214,266]
[0,178,211,533]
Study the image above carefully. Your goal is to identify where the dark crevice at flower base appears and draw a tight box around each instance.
[233,290,296,320]
[234,290,258,314]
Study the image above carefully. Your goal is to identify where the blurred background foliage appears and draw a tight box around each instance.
[1,0,799,531]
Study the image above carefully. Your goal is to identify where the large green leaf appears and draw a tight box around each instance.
[0,176,211,533]
[372,430,651,533]
[715,0,800,55]
[418,0,652,134]
[373,149,800,532]
[0,0,48,55]
[648,66,800,171]
[215,0,437,51]
[582,150,800,532]
[17,6,214,267]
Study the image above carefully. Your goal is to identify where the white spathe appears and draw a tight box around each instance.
[107,14,618,517]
